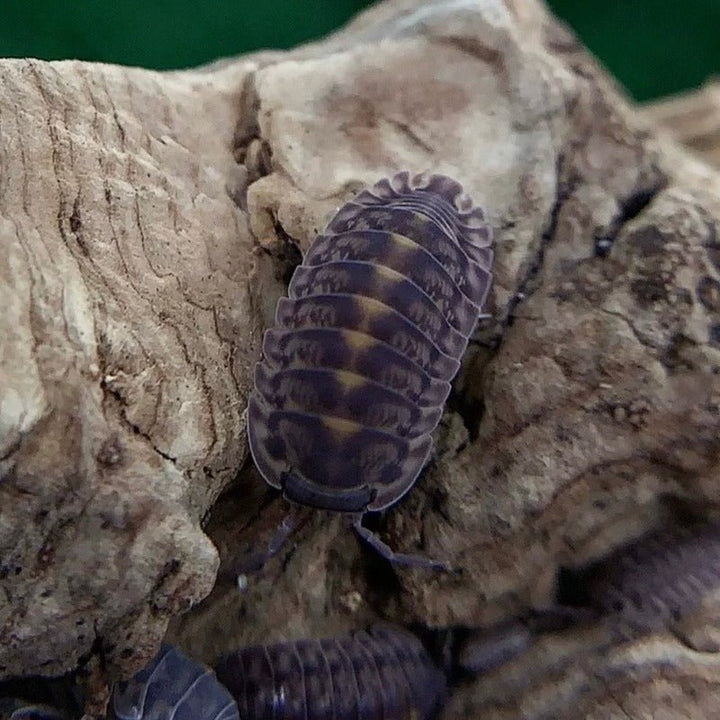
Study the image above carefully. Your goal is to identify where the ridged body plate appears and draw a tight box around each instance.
[305,230,482,328]
[248,395,432,501]
[261,327,451,408]
[274,294,460,381]
[581,522,720,629]
[109,645,238,720]
[290,260,472,347]
[254,365,442,438]
[215,626,446,720]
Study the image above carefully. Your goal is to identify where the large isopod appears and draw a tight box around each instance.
[247,171,493,567]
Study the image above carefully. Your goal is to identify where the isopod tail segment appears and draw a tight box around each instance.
[281,467,450,570]
[247,170,494,571]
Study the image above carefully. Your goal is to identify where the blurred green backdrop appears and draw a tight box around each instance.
[0,0,717,101]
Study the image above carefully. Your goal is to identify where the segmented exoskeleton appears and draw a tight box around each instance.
[109,644,238,720]
[7,706,69,720]
[215,625,446,720]
[247,171,493,566]
[569,521,720,632]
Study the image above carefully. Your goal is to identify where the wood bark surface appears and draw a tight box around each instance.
[640,79,720,169]
[1,0,720,717]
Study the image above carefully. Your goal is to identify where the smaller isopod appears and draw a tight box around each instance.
[109,644,238,720]
[561,520,720,633]
[215,625,446,720]
[8,706,69,720]
[0,671,82,720]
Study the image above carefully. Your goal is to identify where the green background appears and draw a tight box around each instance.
[0,0,717,101]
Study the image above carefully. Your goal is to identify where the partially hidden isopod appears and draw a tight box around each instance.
[455,619,534,676]
[8,706,69,720]
[565,521,720,633]
[214,625,446,720]
[247,171,493,567]
[0,671,83,720]
[109,644,238,720]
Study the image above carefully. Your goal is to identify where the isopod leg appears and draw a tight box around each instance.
[224,503,310,577]
[350,516,451,571]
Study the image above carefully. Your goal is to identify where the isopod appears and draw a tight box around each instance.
[455,619,534,676]
[0,671,82,720]
[109,644,238,720]
[247,171,493,567]
[214,625,446,720]
[8,706,69,720]
[564,521,720,632]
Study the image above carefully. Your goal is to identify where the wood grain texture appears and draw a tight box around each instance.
[0,59,260,681]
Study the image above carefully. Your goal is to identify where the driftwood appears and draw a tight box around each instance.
[1,0,720,717]
[640,79,720,169]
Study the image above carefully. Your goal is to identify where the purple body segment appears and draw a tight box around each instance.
[578,521,720,630]
[109,644,238,720]
[356,196,489,268]
[254,365,442,438]
[261,327,451,408]
[326,206,492,301]
[305,230,482,329]
[215,626,446,720]
[337,171,493,268]
[248,171,493,516]
[274,294,460,381]
[307,226,491,310]
[289,261,471,348]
